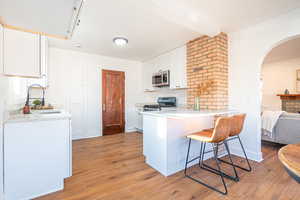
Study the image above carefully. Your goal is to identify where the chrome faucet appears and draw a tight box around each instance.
[25,84,45,106]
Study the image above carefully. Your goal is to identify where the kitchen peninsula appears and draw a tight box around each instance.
[142,109,237,176]
[3,110,72,200]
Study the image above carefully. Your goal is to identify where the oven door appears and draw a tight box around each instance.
[161,70,169,86]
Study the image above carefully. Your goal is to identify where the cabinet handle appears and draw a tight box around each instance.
[103,104,106,112]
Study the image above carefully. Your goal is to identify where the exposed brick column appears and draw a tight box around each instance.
[186,33,228,110]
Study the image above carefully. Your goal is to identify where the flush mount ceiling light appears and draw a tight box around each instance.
[113,37,128,47]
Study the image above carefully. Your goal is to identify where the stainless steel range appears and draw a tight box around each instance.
[142,97,176,112]
[136,97,177,133]
[143,104,161,112]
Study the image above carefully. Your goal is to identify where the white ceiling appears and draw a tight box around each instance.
[1,0,300,61]
[263,37,300,64]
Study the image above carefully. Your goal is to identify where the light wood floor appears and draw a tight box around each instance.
[36,132,299,200]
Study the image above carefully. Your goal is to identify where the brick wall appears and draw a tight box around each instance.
[282,100,300,113]
[186,33,228,110]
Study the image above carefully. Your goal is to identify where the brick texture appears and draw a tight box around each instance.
[282,100,300,113]
[186,33,228,110]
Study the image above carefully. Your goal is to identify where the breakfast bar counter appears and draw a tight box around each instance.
[141,109,237,118]
[141,109,237,176]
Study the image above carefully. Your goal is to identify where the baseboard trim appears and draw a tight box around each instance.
[125,127,138,132]
[230,146,263,162]
[72,135,101,140]
[9,180,64,200]
[72,130,139,140]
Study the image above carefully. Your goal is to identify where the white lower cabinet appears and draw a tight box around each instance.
[136,109,143,131]
[4,119,72,200]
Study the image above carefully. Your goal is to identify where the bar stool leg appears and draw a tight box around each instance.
[212,144,228,195]
[200,143,239,182]
[224,141,239,181]
[185,141,228,195]
[184,138,192,176]
[237,136,252,172]
[198,142,203,167]
[199,142,206,168]
[217,136,252,172]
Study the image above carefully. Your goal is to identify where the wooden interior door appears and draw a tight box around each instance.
[102,70,125,135]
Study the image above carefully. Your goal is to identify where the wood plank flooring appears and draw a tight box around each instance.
[36,133,300,200]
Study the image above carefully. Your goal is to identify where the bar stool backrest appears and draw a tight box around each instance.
[230,114,246,137]
[211,117,231,143]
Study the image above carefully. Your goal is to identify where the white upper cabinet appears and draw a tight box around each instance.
[156,52,171,72]
[142,45,187,91]
[143,61,155,92]
[0,25,3,76]
[3,28,41,78]
[169,46,187,89]
[0,24,3,200]
[26,36,49,87]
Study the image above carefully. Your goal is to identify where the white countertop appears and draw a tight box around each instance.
[141,109,239,118]
[4,110,71,124]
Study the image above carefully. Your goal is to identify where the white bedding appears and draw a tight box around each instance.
[261,110,286,138]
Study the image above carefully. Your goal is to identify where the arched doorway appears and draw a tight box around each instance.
[260,35,300,153]
[229,16,300,162]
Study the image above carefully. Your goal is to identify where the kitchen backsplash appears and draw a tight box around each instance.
[143,88,187,106]
[6,75,188,111]
[5,77,48,111]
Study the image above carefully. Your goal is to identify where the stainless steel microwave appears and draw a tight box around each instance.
[152,70,170,87]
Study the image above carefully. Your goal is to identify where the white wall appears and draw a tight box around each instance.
[142,89,187,106]
[262,58,300,110]
[228,8,300,161]
[2,47,143,140]
[47,48,143,139]
[0,74,5,199]
[0,24,5,199]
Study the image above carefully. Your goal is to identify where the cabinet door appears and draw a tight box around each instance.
[169,49,179,89]
[142,62,155,91]
[0,25,4,200]
[178,46,187,88]
[136,110,143,130]
[0,25,3,75]
[3,28,41,78]
[157,52,171,71]
[170,46,187,89]
[26,36,48,87]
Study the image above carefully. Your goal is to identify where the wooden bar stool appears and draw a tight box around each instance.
[217,114,252,172]
[184,117,238,195]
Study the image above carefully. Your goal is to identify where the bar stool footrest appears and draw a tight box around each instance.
[185,174,227,195]
[187,156,201,164]
[217,157,251,172]
[201,163,239,182]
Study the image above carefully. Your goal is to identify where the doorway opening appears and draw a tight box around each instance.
[260,36,300,147]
